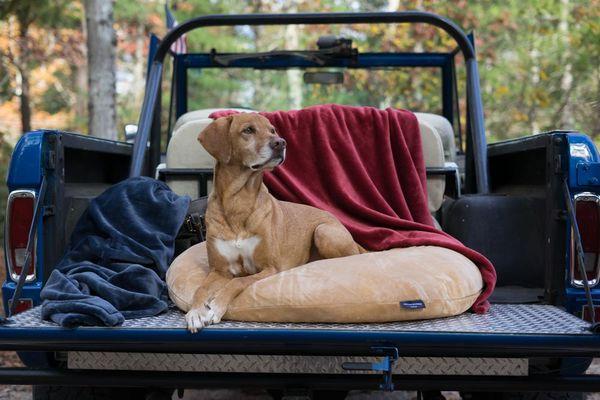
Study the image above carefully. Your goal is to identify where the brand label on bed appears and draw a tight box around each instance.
[400,300,426,310]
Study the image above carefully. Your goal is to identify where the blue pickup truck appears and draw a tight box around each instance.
[1,11,600,400]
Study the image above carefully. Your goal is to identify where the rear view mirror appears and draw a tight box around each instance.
[303,72,344,85]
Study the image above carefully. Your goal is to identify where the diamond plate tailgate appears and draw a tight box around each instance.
[67,352,529,376]
[0,304,597,359]
[5,304,591,334]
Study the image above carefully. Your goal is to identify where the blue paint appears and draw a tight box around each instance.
[3,131,50,313]
[566,133,600,190]
[576,162,600,186]
[146,34,160,79]
[2,283,43,316]
[0,325,598,356]
[184,52,452,69]
[6,131,46,190]
[564,133,600,316]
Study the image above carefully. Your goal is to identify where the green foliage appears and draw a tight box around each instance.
[39,85,70,115]
[2,0,599,142]
[0,61,13,102]
[0,0,80,30]
[174,0,599,142]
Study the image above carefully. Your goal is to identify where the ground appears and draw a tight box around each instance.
[0,250,597,399]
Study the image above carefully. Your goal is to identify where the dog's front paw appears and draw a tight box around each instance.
[205,296,228,325]
[185,305,214,333]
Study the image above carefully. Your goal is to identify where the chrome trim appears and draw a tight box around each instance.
[571,192,600,288]
[4,190,37,283]
[570,143,592,161]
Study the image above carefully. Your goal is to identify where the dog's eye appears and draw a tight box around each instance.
[270,128,276,134]
[243,126,255,134]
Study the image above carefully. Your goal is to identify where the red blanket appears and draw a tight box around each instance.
[210,105,496,313]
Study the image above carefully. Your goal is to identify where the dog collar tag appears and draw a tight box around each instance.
[235,239,242,249]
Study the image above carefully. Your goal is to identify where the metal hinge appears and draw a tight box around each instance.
[341,346,399,391]
[554,154,562,174]
[43,205,55,217]
[45,150,56,170]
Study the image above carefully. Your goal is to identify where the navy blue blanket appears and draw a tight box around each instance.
[40,177,190,327]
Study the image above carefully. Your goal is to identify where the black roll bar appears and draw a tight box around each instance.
[130,11,490,193]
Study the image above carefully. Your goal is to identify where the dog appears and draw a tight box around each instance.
[186,113,363,332]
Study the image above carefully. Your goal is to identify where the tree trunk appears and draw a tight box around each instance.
[284,3,302,110]
[19,66,31,133]
[74,12,88,126]
[132,24,146,107]
[558,0,574,128]
[84,0,117,139]
[14,18,32,133]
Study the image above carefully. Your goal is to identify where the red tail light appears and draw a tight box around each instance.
[571,192,600,287]
[5,190,36,282]
[8,298,33,315]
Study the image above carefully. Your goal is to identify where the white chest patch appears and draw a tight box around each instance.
[214,236,261,276]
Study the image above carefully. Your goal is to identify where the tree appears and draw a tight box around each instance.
[0,0,71,134]
[84,0,117,139]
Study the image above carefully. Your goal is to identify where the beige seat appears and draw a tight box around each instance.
[417,120,445,215]
[172,108,253,132]
[164,109,454,217]
[415,112,456,163]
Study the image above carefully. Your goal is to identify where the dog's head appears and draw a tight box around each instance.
[198,113,286,171]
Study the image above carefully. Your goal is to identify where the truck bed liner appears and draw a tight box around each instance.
[3,303,589,334]
[0,304,598,358]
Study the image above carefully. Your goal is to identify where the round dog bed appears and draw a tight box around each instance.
[166,242,483,323]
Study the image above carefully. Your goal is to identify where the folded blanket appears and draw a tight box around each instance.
[40,177,190,327]
[210,105,496,313]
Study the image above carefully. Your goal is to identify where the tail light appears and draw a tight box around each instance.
[5,190,37,282]
[571,192,600,287]
[583,305,600,323]
[8,298,33,315]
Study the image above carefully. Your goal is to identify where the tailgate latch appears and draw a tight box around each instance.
[341,346,399,391]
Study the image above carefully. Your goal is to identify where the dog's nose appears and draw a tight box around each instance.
[270,137,286,150]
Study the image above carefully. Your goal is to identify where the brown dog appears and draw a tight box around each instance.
[186,113,362,332]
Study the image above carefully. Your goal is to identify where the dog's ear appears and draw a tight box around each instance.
[198,116,233,163]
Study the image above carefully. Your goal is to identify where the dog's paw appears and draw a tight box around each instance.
[205,296,228,325]
[185,305,214,333]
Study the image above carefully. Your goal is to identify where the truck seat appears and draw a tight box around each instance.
[164,109,453,217]
[414,112,456,163]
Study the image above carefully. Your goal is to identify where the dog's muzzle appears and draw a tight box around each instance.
[269,137,286,164]
[250,138,287,170]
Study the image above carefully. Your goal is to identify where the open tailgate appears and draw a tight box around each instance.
[0,304,599,391]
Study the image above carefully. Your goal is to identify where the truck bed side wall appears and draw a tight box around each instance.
[2,131,132,313]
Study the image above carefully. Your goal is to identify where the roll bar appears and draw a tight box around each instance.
[129,11,489,193]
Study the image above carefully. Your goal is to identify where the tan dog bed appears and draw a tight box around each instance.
[167,242,483,323]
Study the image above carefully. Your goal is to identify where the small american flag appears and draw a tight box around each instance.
[165,2,187,54]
